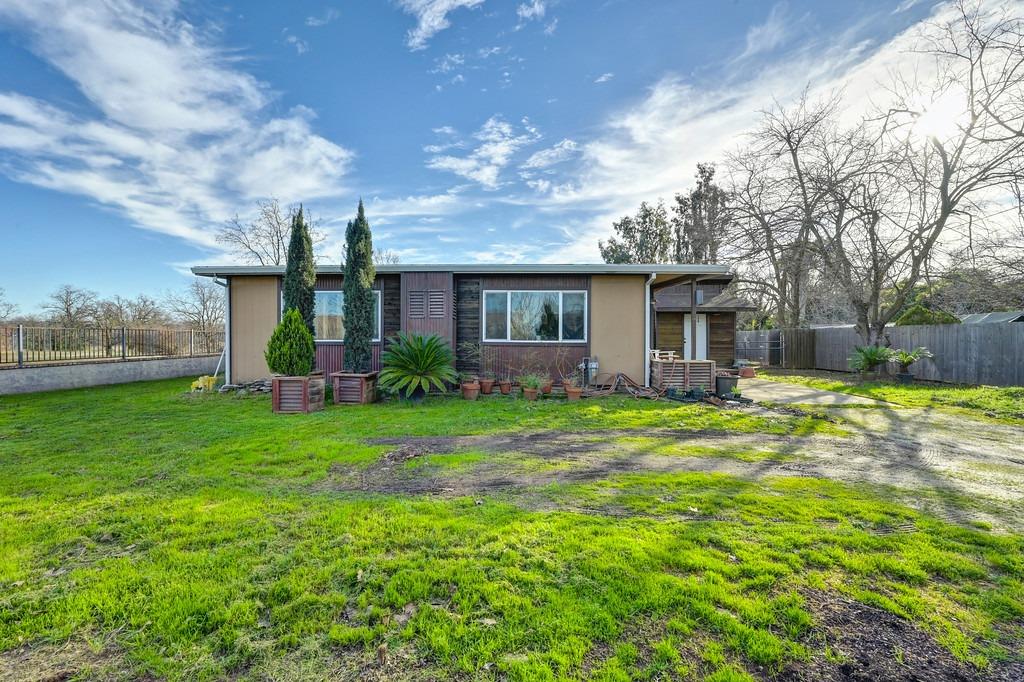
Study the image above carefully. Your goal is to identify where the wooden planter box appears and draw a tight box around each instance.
[330,371,378,404]
[272,372,326,413]
[651,359,717,391]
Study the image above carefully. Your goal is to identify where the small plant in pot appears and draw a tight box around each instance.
[850,345,895,380]
[891,346,933,384]
[498,370,513,395]
[519,373,544,401]
[265,308,324,413]
[540,375,553,395]
[564,369,584,401]
[460,372,481,400]
[378,332,458,403]
[478,371,496,395]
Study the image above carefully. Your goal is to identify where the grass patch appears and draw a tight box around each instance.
[760,371,1024,425]
[0,379,1020,680]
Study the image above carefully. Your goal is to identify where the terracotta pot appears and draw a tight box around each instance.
[498,381,512,395]
[541,382,553,394]
[479,378,495,394]
[565,386,583,401]
[738,367,756,378]
[461,382,480,400]
[522,387,539,401]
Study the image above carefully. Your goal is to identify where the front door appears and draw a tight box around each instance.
[682,314,708,360]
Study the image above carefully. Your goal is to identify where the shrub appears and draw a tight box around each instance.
[342,200,376,373]
[378,332,458,398]
[849,345,894,374]
[518,373,545,390]
[265,308,315,376]
[283,206,317,334]
[894,304,960,326]
[891,346,933,373]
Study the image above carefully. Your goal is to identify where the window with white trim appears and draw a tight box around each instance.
[482,290,587,342]
[312,290,381,342]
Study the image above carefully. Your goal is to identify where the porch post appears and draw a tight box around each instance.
[690,279,698,359]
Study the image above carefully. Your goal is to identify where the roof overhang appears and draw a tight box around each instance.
[191,263,733,278]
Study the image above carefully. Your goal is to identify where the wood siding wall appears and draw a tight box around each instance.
[654,281,728,309]
[402,271,454,343]
[455,277,481,374]
[708,313,736,365]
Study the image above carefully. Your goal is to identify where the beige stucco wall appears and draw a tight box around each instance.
[590,275,646,381]
[230,276,279,383]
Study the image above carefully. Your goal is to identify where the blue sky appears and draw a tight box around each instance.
[0,0,947,311]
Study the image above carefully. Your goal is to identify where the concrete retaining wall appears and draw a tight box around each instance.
[0,355,220,395]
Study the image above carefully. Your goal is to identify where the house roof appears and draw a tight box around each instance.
[191,263,733,278]
[654,290,756,312]
[960,311,1024,324]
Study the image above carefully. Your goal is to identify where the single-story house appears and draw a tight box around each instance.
[191,263,752,386]
[960,311,1024,324]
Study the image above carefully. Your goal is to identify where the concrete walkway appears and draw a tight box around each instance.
[738,377,888,406]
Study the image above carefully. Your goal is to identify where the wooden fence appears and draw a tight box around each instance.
[738,323,1024,387]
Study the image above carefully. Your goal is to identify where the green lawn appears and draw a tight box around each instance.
[1,380,1021,680]
[759,370,1024,425]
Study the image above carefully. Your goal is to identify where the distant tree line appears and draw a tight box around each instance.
[601,3,1024,345]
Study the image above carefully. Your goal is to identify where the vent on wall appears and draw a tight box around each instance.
[408,291,426,318]
[428,290,446,318]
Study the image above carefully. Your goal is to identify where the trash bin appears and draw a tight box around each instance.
[716,374,739,395]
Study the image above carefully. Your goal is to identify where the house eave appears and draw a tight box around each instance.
[191,263,734,278]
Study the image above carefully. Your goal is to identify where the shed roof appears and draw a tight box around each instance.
[960,311,1024,324]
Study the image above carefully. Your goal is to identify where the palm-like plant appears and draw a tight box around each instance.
[849,345,894,374]
[892,346,933,373]
[378,332,458,398]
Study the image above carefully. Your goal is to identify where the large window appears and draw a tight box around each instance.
[482,290,587,342]
[312,290,381,342]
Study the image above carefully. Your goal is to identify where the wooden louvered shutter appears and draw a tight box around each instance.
[428,290,446,318]
[408,290,426,318]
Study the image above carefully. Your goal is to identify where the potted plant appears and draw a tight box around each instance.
[479,371,496,395]
[891,346,933,384]
[850,345,894,380]
[498,372,513,395]
[334,201,379,404]
[378,332,458,403]
[519,373,543,401]
[540,375,553,395]
[265,308,324,413]
[564,369,584,401]
[460,372,481,400]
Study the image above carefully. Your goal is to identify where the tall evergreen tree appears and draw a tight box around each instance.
[343,200,376,373]
[282,206,316,334]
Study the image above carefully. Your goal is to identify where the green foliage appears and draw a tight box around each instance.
[849,345,894,373]
[518,372,545,390]
[599,200,671,263]
[892,346,934,373]
[378,332,458,398]
[264,308,315,376]
[342,200,376,373]
[894,304,960,326]
[282,206,316,334]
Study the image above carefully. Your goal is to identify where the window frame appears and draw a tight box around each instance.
[481,289,588,344]
[282,288,382,343]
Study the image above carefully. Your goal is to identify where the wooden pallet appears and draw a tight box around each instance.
[650,357,716,391]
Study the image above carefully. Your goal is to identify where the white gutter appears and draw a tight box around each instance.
[644,272,657,387]
[213,278,230,385]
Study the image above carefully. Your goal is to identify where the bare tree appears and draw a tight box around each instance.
[0,288,16,323]
[42,285,98,327]
[217,199,326,265]
[164,280,225,332]
[373,248,401,265]
[95,295,170,328]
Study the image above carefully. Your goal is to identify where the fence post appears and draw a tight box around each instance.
[121,327,127,360]
[17,324,24,368]
[189,329,194,357]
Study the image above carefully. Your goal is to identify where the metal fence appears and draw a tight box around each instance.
[738,323,1024,387]
[1,326,224,368]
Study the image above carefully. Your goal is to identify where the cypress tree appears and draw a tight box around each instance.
[282,206,316,334]
[343,200,376,373]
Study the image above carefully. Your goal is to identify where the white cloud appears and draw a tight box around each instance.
[0,0,352,250]
[737,3,791,61]
[285,34,310,54]
[594,72,614,84]
[397,0,485,51]
[544,18,558,35]
[306,8,340,27]
[426,115,541,189]
[517,1,545,21]
[521,139,578,169]
[432,53,465,73]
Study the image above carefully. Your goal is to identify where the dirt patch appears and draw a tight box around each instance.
[0,640,138,682]
[780,592,1022,682]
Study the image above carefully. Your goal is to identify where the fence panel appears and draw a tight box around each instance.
[0,326,223,368]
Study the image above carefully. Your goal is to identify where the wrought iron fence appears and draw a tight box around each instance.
[0,325,224,368]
